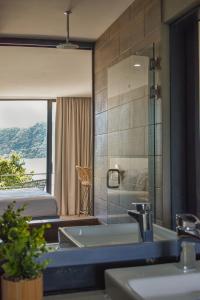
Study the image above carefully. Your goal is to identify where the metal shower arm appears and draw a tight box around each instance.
[64,10,72,43]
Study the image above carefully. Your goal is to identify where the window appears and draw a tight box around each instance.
[0,100,55,193]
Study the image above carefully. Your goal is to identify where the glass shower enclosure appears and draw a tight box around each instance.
[106,45,162,225]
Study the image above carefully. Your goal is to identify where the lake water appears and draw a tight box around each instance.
[24,158,46,179]
[24,157,55,193]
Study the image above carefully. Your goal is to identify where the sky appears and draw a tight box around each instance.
[0,101,47,128]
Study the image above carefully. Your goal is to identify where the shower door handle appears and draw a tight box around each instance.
[107,169,120,188]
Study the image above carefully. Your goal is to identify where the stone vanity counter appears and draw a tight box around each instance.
[42,238,200,295]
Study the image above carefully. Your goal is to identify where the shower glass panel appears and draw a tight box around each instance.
[107,46,157,224]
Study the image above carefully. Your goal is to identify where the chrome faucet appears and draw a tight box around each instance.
[128,203,153,242]
[176,214,200,240]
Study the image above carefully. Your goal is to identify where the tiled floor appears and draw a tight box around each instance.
[44,290,106,300]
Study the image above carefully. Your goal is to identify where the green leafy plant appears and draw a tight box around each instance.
[0,152,34,189]
[0,202,50,281]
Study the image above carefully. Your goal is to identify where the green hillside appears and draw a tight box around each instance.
[0,122,47,159]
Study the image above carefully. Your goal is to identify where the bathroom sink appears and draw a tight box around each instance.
[128,273,200,299]
[105,262,200,300]
[58,223,177,248]
[59,223,140,247]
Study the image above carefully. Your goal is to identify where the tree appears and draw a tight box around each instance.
[0,152,33,189]
[0,122,47,158]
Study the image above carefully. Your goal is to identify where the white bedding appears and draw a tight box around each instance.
[0,188,58,218]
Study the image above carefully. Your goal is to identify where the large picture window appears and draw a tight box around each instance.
[0,100,55,194]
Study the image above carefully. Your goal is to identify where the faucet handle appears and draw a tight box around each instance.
[176,214,200,230]
[131,202,151,213]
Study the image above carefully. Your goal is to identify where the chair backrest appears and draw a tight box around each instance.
[76,166,92,186]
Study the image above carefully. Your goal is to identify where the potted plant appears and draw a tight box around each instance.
[0,202,50,300]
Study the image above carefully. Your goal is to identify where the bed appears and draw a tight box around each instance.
[0,188,58,219]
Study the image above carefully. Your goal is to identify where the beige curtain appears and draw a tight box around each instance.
[54,97,91,216]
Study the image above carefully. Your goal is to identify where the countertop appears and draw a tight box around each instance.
[44,290,105,300]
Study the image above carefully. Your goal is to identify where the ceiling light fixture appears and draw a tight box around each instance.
[133,64,141,67]
[57,10,79,50]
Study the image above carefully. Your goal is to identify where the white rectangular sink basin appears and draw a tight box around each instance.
[59,223,140,247]
[58,223,177,248]
[105,262,200,300]
[128,273,200,299]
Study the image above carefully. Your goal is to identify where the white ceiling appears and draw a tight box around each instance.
[0,0,134,40]
[0,0,134,98]
[0,47,92,99]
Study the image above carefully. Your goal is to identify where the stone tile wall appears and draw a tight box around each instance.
[94,0,162,224]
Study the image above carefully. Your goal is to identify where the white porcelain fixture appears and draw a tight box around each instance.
[105,262,200,300]
[58,223,177,248]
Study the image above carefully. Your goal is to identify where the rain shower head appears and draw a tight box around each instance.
[57,10,79,50]
[56,41,79,49]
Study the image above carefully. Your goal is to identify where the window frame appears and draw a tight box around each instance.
[0,98,56,193]
[170,8,200,228]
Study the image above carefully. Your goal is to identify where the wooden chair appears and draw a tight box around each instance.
[76,166,92,215]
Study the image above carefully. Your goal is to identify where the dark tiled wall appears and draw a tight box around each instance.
[94,0,162,224]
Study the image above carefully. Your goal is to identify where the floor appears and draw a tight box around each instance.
[60,215,98,221]
[31,215,98,223]
[30,215,100,243]
[44,291,106,300]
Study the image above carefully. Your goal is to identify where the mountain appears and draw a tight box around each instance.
[0,122,47,158]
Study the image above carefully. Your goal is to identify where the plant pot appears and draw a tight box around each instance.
[1,275,43,300]
[0,257,5,300]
